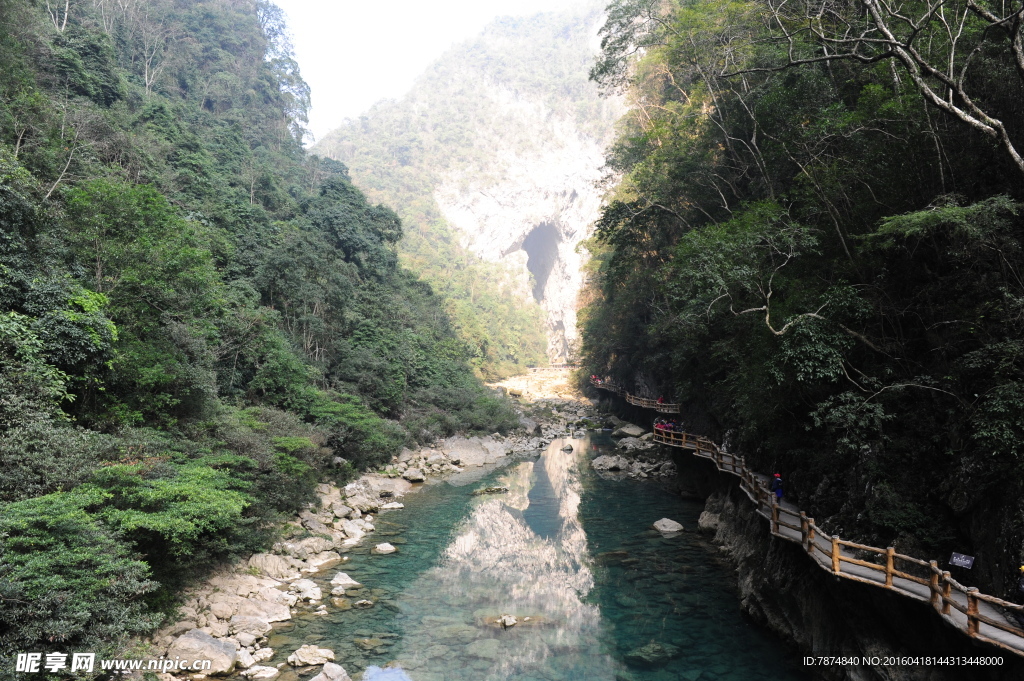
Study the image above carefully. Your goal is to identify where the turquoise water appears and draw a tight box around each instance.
[268,434,807,681]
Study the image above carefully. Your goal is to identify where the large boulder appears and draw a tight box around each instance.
[518,417,542,435]
[612,423,646,438]
[167,630,237,675]
[337,519,366,542]
[306,550,342,569]
[616,437,652,452]
[309,663,353,681]
[229,615,272,638]
[288,645,335,666]
[280,536,335,559]
[330,572,361,588]
[235,598,291,622]
[591,455,630,471]
[652,518,684,534]
[248,553,301,580]
[299,511,334,535]
[345,493,380,513]
[290,579,322,602]
[401,468,425,482]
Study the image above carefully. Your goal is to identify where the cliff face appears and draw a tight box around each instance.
[433,82,610,361]
[315,1,622,365]
[674,453,1024,681]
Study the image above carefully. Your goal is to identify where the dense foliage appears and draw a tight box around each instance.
[581,0,1024,597]
[315,2,621,378]
[0,0,517,663]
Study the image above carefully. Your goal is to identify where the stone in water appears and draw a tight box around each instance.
[653,518,684,533]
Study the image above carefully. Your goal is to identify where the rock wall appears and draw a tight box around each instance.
[433,82,613,362]
[675,453,1024,680]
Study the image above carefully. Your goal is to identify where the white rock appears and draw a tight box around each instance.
[653,518,684,534]
[337,519,365,542]
[287,645,335,666]
[330,585,346,596]
[330,572,361,588]
[402,468,425,482]
[256,586,298,608]
[237,649,256,669]
[306,550,342,569]
[374,543,397,554]
[236,632,257,648]
[309,662,352,681]
[499,614,518,628]
[252,648,274,663]
[247,553,301,580]
[229,615,272,637]
[591,455,629,471]
[209,601,234,620]
[235,599,291,623]
[381,501,405,509]
[612,423,646,438]
[241,665,280,679]
[290,579,322,602]
[167,630,237,675]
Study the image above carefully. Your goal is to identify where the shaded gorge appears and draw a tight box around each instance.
[265,434,807,681]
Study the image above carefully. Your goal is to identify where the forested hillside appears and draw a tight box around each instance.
[0,0,515,662]
[581,0,1024,597]
[316,2,621,375]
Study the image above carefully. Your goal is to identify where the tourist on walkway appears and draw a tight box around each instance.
[771,473,784,501]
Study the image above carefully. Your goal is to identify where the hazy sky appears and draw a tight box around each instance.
[274,0,586,141]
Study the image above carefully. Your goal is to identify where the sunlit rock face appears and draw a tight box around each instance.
[386,442,620,680]
[433,83,613,362]
[316,1,623,364]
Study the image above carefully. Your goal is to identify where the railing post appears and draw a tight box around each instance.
[929,561,941,611]
[966,588,980,637]
[831,536,841,574]
[771,496,779,534]
[800,512,808,549]
[807,518,816,556]
[941,572,952,615]
[885,547,895,588]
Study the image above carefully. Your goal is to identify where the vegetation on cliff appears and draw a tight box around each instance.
[315,2,620,377]
[581,0,1024,597]
[0,0,516,661]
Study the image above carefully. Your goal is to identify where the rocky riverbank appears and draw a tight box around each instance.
[147,390,608,681]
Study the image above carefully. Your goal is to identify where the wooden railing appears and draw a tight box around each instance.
[652,428,1024,656]
[589,378,681,413]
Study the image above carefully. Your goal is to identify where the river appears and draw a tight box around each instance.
[268,432,808,681]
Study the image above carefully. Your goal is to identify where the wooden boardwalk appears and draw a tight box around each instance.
[651,429,1024,657]
[589,377,681,413]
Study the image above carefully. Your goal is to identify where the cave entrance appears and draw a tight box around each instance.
[522,221,560,302]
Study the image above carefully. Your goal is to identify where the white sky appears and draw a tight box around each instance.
[273,0,587,141]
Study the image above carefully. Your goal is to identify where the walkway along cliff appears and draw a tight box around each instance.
[592,379,1024,676]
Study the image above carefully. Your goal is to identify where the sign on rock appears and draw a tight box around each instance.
[949,552,975,569]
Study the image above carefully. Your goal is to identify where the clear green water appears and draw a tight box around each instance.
[269,434,808,681]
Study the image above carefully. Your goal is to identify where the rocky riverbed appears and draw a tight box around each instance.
[148,378,684,681]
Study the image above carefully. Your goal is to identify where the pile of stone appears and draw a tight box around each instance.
[149,477,413,678]
[591,453,677,480]
[149,413,581,678]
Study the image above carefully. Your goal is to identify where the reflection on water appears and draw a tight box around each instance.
[295,433,806,681]
[387,437,617,680]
